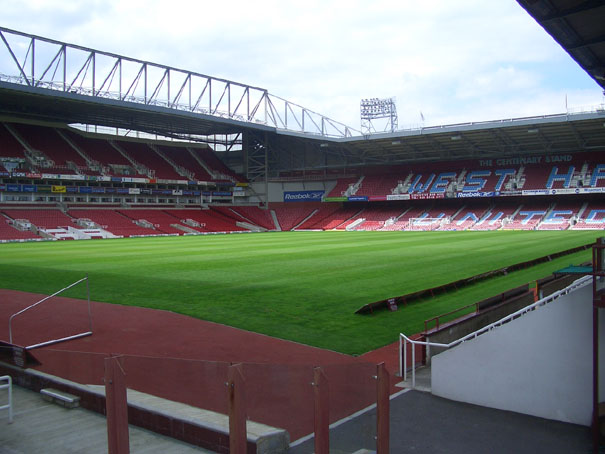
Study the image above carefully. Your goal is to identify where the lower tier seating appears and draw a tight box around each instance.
[1,198,603,241]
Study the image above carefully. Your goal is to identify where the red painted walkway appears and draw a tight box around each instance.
[0,288,401,441]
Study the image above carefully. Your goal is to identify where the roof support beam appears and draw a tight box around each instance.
[536,0,604,25]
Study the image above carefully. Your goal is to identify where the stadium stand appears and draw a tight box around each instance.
[270,202,320,231]
[439,202,491,231]
[326,177,360,197]
[226,206,276,230]
[116,141,182,180]
[2,209,74,229]
[288,204,342,230]
[193,148,242,182]
[61,129,135,176]
[355,173,401,197]
[349,205,407,231]
[68,208,157,237]
[1,208,81,240]
[397,206,431,231]
[469,201,518,231]
[0,213,42,241]
[0,123,26,160]
[573,202,605,230]
[301,205,362,230]
[3,119,605,241]
[408,204,460,231]
[501,201,551,230]
[166,208,247,232]
[10,124,87,175]
[155,145,213,181]
[374,205,422,231]
[117,209,193,235]
[536,201,581,230]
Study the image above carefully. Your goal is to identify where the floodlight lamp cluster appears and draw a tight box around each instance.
[360,97,398,135]
[360,98,396,119]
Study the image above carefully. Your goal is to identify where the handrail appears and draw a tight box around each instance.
[8,276,93,349]
[399,275,592,387]
[424,301,479,332]
[0,375,13,423]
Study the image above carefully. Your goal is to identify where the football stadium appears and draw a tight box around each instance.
[1,1,605,453]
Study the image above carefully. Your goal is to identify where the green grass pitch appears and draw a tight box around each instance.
[0,230,599,355]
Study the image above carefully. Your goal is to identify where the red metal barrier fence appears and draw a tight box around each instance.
[24,349,391,453]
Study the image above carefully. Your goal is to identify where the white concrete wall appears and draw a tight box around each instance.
[431,280,605,426]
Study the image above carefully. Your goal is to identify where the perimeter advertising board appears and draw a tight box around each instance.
[283,191,325,202]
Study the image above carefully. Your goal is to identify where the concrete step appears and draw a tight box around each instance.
[40,388,80,409]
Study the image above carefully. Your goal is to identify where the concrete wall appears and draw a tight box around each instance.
[426,276,579,361]
[431,280,605,426]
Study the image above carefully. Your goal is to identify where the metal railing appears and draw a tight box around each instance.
[0,375,13,423]
[424,301,479,332]
[399,275,592,387]
[8,276,92,349]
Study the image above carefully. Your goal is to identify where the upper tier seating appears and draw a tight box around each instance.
[12,124,86,174]
[62,130,138,177]
[193,148,242,182]
[116,141,182,180]
[522,166,561,190]
[355,174,401,197]
[0,124,26,159]
[327,178,359,197]
[156,145,213,181]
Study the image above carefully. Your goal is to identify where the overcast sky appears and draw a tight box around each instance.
[1,0,604,132]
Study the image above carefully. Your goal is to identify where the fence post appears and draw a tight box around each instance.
[104,356,129,454]
[376,362,390,454]
[412,341,416,387]
[228,363,247,454]
[313,366,329,454]
[399,334,403,379]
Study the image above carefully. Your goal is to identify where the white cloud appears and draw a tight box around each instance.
[1,0,603,131]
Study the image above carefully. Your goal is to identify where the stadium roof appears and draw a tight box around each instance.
[517,0,605,90]
[0,80,272,138]
[0,27,357,140]
[271,111,605,167]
